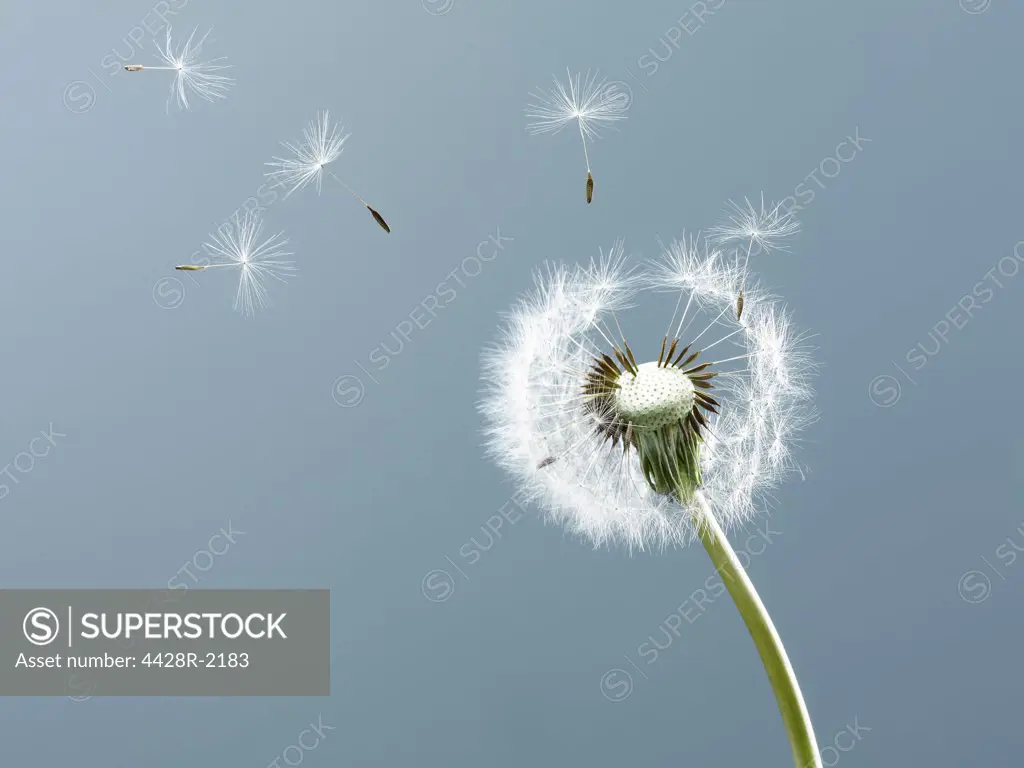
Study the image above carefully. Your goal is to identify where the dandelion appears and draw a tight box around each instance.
[175,210,296,316]
[479,210,821,767]
[265,110,391,233]
[124,27,233,112]
[525,69,629,204]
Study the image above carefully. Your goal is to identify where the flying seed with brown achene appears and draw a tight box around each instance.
[525,72,627,206]
[266,114,393,234]
[367,206,391,233]
[124,64,144,72]
[175,265,206,271]
[537,456,556,469]
[736,290,745,321]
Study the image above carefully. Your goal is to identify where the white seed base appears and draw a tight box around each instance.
[612,361,695,429]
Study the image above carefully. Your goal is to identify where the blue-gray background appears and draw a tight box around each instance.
[2,0,1021,764]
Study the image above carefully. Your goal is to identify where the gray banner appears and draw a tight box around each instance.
[1,589,329,696]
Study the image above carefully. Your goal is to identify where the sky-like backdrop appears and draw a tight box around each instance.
[2,0,1023,765]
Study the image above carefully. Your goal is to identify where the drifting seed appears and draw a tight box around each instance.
[586,172,594,204]
[537,456,556,469]
[736,290,745,320]
[367,206,391,233]
[124,64,144,72]
[175,265,206,271]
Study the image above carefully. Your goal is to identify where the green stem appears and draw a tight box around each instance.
[694,490,821,768]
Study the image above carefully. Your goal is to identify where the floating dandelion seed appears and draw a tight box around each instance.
[709,193,800,321]
[124,27,233,112]
[265,110,391,233]
[709,193,801,262]
[480,210,821,768]
[175,210,296,316]
[525,69,628,204]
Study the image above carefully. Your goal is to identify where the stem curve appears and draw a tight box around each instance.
[693,490,820,768]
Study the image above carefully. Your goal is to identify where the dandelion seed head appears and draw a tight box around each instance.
[708,193,801,256]
[525,69,629,140]
[614,363,696,429]
[479,227,814,552]
[265,110,349,198]
[155,26,233,112]
[201,210,296,317]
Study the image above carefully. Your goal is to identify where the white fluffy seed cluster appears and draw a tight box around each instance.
[613,363,695,430]
[153,27,233,113]
[479,234,815,552]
